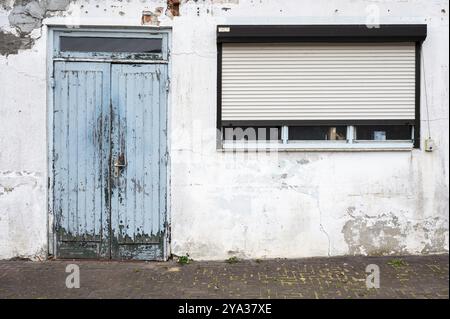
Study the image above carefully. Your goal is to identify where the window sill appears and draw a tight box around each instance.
[220,141,414,152]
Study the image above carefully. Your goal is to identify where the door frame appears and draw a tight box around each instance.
[46,26,172,260]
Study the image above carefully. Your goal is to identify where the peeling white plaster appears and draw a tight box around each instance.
[0,0,448,260]
[0,171,46,260]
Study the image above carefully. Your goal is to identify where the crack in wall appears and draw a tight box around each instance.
[314,194,332,257]
[281,182,332,256]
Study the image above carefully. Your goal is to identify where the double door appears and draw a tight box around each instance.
[52,62,167,260]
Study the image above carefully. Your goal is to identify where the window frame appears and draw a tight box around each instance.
[53,29,169,62]
[216,25,427,150]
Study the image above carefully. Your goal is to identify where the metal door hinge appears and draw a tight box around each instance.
[50,77,55,89]
[165,78,170,93]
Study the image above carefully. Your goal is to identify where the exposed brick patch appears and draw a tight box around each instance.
[167,0,180,17]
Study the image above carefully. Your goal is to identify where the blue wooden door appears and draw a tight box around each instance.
[110,64,167,260]
[53,62,167,260]
[53,62,111,258]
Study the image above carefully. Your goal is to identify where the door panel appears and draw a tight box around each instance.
[53,62,111,258]
[110,64,167,260]
[53,62,167,260]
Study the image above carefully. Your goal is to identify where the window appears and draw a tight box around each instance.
[54,30,168,61]
[60,37,162,54]
[288,126,347,141]
[354,125,413,141]
[217,25,427,150]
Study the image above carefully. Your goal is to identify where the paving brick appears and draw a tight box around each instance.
[0,255,447,299]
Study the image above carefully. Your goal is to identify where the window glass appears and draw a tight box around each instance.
[223,127,281,141]
[355,125,412,140]
[288,126,347,141]
[60,37,162,53]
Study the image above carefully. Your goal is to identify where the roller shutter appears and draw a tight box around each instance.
[221,43,416,121]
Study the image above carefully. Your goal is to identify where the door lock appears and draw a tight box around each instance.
[114,154,127,177]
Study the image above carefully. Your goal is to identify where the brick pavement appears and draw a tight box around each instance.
[0,255,447,299]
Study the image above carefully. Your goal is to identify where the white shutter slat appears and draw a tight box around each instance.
[221,43,416,121]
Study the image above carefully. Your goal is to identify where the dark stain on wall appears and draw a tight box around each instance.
[0,0,72,56]
[0,29,34,55]
[2,0,183,56]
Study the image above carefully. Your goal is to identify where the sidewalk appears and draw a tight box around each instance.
[0,255,448,299]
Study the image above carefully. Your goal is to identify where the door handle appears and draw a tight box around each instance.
[113,154,126,177]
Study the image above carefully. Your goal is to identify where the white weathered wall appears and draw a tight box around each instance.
[0,0,448,260]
